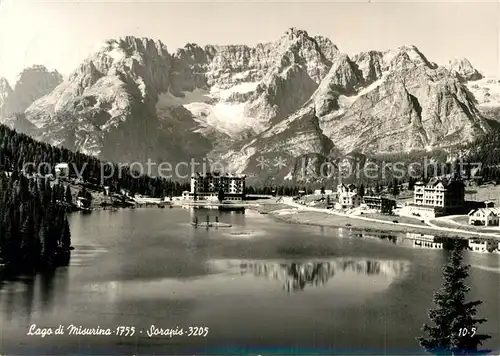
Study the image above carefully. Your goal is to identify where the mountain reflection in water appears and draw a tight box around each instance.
[238,259,410,293]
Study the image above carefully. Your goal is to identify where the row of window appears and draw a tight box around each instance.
[414,241,443,249]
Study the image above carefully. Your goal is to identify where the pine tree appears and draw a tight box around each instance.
[392,178,400,197]
[408,177,415,191]
[218,188,225,203]
[418,245,491,355]
[0,124,183,198]
[464,161,472,180]
[65,185,73,205]
[358,184,365,197]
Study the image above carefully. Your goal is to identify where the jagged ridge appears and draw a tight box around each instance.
[0,28,496,181]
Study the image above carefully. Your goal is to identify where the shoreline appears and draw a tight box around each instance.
[251,199,500,240]
[263,209,467,238]
[79,197,500,240]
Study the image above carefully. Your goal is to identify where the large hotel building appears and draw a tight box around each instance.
[185,172,246,201]
[409,177,465,217]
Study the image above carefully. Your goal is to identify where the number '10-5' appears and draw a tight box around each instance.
[458,327,477,337]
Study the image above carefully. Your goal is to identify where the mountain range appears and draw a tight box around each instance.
[1,28,499,182]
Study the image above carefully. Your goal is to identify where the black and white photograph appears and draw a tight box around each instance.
[0,0,499,354]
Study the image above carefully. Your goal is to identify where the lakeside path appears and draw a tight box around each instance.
[168,196,500,239]
[276,197,500,240]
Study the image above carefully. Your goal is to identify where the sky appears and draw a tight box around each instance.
[0,0,498,85]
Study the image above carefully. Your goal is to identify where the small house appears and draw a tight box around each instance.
[363,196,396,214]
[339,192,362,208]
[484,200,496,208]
[55,163,69,178]
[468,208,500,227]
[468,238,496,253]
[337,183,361,208]
[76,196,89,209]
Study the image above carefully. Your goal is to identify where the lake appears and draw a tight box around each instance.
[0,207,499,355]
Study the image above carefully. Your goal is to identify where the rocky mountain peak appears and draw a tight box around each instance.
[112,36,167,55]
[382,45,433,72]
[17,64,58,74]
[313,35,340,62]
[14,65,62,87]
[271,28,336,84]
[447,57,483,81]
[63,35,173,100]
[313,53,361,116]
[0,77,13,118]
[284,27,309,40]
[175,43,207,62]
[352,45,433,85]
[351,50,384,84]
[0,65,63,117]
[89,36,170,69]
[0,77,12,93]
[278,28,321,52]
[4,29,497,182]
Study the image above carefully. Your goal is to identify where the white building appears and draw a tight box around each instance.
[337,183,361,208]
[413,239,443,249]
[405,233,443,249]
[314,189,333,195]
[190,172,246,201]
[414,178,465,208]
[55,163,69,177]
[120,188,132,197]
[468,208,500,227]
[410,178,465,218]
[76,196,88,209]
[468,239,496,253]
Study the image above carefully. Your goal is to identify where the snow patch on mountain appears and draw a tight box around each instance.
[157,85,265,138]
[156,89,211,107]
[466,77,500,107]
[357,74,388,96]
[3,30,496,181]
[187,101,262,138]
[210,81,259,100]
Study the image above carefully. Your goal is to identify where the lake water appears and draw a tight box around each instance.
[1,207,499,355]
